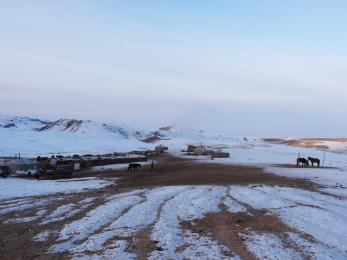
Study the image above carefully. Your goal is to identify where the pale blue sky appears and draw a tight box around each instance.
[1,1,346,136]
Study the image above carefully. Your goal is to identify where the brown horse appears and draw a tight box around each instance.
[297,158,309,167]
[128,163,141,172]
[308,157,320,167]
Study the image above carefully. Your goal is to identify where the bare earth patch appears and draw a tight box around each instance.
[181,202,316,260]
[263,137,347,152]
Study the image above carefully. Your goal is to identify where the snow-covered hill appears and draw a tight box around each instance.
[1,115,347,157]
[0,115,156,156]
[0,115,153,138]
[0,115,254,157]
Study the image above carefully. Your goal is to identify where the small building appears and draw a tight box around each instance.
[205,149,214,156]
[213,150,230,158]
[187,145,197,153]
[74,162,81,171]
[155,144,169,153]
[193,146,206,155]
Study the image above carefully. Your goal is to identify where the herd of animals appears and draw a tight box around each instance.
[128,158,322,174]
[297,157,321,167]
[1,155,323,178]
[127,158,322,173]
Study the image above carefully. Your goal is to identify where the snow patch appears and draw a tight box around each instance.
[243,232,302,259]
[0,177,111,199]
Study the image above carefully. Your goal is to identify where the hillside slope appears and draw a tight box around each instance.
[0,115,155,156]
[1,115,347,157]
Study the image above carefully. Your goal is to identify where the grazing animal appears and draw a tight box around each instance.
[297,158,309,167]
[128,163,141,172]
[1,166,11,178]
[308,157,320,167]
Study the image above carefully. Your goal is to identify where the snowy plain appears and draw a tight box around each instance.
[0,177,111,199]
[1,115,347,259]
[1,185,346,259]
[161,131,347,196]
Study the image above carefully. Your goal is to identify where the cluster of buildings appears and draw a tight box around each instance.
[186,144,230,158]
[154,143,230,158]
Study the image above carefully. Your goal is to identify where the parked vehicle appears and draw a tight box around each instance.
[36,165,74,179]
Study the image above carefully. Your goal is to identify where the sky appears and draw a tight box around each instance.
[0,0,347,136]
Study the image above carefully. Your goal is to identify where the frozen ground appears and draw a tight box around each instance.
[1,115,347,259]
[0,177,111,199]
[266,166,347,197]
[1,185,346,259]
[86,160,155,172]
[168,133,347,198]
[174,139,347,168]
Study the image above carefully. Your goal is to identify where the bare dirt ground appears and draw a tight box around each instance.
[78,154,320,191]
[263,137,347,150]
[0,154,334,259]
[181,204,317,260]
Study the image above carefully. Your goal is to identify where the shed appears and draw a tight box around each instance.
[193,146,206,155]
[213,151,230,158]
[155,144,168,153]
[187,145,197,153]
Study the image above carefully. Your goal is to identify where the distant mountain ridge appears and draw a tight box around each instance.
[3,114,346,157]
[0,115,164,156]
[0,115,49,129]
[37,119,86,133]
[0,115,266,157]
[0,115,156,140]
[0,114,245,156]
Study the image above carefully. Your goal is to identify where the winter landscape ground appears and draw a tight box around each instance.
[3,0,347,259]
[1,115,347,259]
